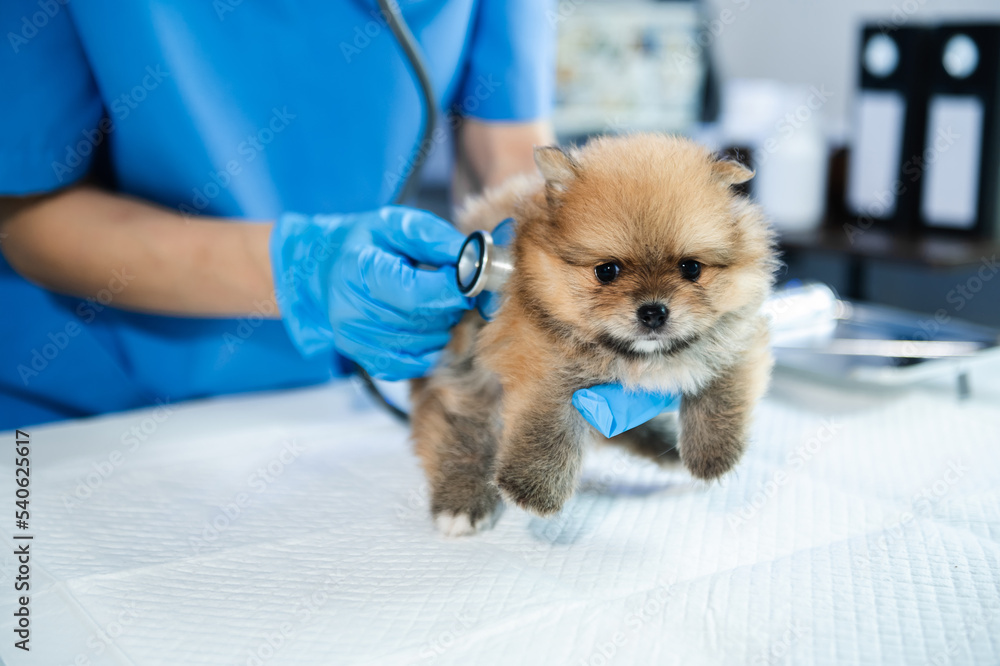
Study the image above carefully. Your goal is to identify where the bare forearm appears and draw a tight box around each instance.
[459,119,555,190]
[0,119,556,316]
[0,187,276,317]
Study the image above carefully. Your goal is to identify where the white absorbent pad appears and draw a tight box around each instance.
[1,370,999,666]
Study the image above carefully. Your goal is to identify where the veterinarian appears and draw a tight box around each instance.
[0,0,676,432]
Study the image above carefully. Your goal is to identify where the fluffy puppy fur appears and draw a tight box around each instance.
[411,134,778,536]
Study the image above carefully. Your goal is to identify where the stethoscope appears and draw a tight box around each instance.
[455,217,517,321]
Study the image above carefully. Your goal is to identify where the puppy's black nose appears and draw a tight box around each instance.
[637,303,668,330]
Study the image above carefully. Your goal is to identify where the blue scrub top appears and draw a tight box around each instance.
[0,0,554,428]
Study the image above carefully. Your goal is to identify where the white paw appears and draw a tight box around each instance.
[434,510,498,537]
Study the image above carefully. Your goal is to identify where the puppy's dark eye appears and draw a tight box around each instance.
[679,259,701,281]
[594,262,620,284]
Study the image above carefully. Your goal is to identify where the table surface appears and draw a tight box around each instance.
[2,359,999,665]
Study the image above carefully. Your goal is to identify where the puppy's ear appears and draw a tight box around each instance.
[534,146,579,194]
[713,158,755,186]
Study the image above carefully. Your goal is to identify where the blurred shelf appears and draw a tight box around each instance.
[779,223,1000,270]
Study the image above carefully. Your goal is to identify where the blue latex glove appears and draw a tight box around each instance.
[270,207,473,380]
[572,384,681,437]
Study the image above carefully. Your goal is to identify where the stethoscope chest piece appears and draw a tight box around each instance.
[455,217,516,320]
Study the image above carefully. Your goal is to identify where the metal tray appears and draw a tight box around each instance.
[773,300,1000,387]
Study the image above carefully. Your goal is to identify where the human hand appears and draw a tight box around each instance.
[572,384,681,437]
[270,206,473,380]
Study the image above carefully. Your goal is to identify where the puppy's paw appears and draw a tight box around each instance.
[494,465,571,517]
[430,485,503,537]
[679,433,745,481]
[434,508,502,537]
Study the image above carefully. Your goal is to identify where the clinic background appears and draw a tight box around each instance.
[420,0,1000,328]
[712,0,1000,327]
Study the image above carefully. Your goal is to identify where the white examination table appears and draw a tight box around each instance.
[1,359,999,665]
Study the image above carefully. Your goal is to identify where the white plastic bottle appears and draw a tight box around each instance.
[754,124,829,233]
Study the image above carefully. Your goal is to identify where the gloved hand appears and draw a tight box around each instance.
[270,206,473,380]
[572,384,681,437]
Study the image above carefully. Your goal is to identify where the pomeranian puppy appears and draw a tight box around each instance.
[411,134,778,536]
